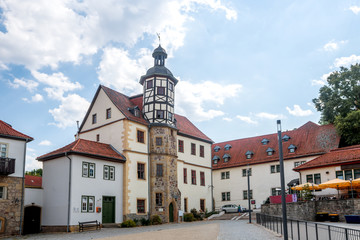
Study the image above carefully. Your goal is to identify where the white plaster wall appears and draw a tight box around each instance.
[81,88,126,132]
[177,136,212,168]
[213,156,317,209]
[42,157,69,226]
[69,155,124,224]
[0,137,26,178]
[24,188,43,207]
[127,122,148,153]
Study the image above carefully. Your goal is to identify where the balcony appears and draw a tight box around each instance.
[0,157,15,175]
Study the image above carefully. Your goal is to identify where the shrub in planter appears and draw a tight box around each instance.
[190,208,203,220]
[184,213,195,222]
[121,219,136,228]
[150,215,162,225]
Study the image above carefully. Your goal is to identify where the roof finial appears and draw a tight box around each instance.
[156,32,161,45]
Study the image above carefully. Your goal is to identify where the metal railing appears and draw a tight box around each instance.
[256,213,360,240]
[0,157,15,175]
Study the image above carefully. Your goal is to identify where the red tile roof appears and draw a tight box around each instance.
[0,120,33,141]
[37,138,126,162]
[25,175,42,188]
[294,145,360,171]
[81,85,212,143]
[212,121,340,170]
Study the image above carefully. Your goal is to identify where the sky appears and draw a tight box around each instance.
[1,0,360,171]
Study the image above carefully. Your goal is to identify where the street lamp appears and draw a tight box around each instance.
[277,120,288,240]
[247,165,251,223]
[350,178,354,198]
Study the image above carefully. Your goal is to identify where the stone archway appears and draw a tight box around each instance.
[168,200,178,223]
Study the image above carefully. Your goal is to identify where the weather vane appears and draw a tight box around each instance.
[156,32,161,45]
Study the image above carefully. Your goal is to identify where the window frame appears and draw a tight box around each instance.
[156,137,162,146]
[200,145,204,158]
[156,164,163,177]
[137,162,146,180]
[92,114,97,124]
[137,130,145,143]
[82,162,95,178]
[0,143,8,158]
[270,164,280,174]
[183,168,187,184]
[157,86,165,95]
[221,192,231,201]
[155,193,163,206]
[243,190,253,200]
[103,165,115,181]
[200,199,205,212]
[146,80,153,89]
[137,199,146,214]
[178,140,184,153]
[271,188,281,196]
[106,108,111,119]
[200,171,205,186]
[242,168,251,177]
[81,195,95,213]
[0,186,6,200]
[169,82,174,91]
[221,171,230,179]
[156,110,164,119]
[191,170,196,185]
[191,143,196,155]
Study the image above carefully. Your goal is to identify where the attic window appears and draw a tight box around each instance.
[261,138,269,145]
[282,135,291,142]
[288,144,297,153]
[224,144,232,150]
[266,148,275,156]
[223,153,231,162]
[245,150,254,159]
[212,156,220,164]
[128,106,140,117]
[214,146,221,152]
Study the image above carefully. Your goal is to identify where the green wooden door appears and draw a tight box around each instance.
[169,203,174,222]
[102,196,115,223]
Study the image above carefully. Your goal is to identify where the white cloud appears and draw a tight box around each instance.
[176,80,242,121]
[39,140,52,146]
[182,0,237,21]
[236,115,257,124]
[255,112,285,120]
[349,6,360,14]
[8,78,39,92]
[311,72,331,86]
[222,117,233,122]
[25,153,42,171]
[22,93,44,103]
[333,55,360,68]
[286,105,313,117]
[323,40,347,52]
[49,94,90,128]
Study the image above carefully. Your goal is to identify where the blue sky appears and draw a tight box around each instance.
[1,0,360,171]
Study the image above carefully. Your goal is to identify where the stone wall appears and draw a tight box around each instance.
[0,176,23,237]
[261,199,360,222]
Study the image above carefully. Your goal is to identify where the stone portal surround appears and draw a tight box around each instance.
[0,176,23,237]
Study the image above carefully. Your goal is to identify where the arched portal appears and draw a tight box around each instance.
[23,206,41,235]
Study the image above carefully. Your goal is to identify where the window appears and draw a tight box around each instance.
[223,154,231,162]
[191,170,196,185]
[200,171,205,186]
[224,144,232,150]
[288,144,297,153]
[336,171,344,179]
[96,134,100,142]
[178,140,184,153]
[156,110,164,119]
[0,216,4,233]
[282,135,291,142]
[157,87,165,95]
[137,199,145,214]
[156,193,163,206]
[306,173,321,184]
[183,168,187,184]
[191,143,196,155]
[0,186,6,199]
[0,144,7,157]
[243,190,253,200]
[81,196,95,212]
[222,192,231,201]
[137,163,145,180]
[242,168,251,177]
[200,145,204,158]
[294,161,306,168]
[355,169,360,179]
[345,170,352,180]
[200,199,205,212]
[261,138,269,145]
[266,148,274,156]
[156,164,163,177]
[271,188,281,196]
[156,137,162,146]
[212,156,220,164]
[82,162,95,178]
[184,198,188,212]
[92,114,97,124]
[306,174,313,183]
[137,130,145,143]
[270,164,280,173]
[221,171,230,179]
[106,108,111,119]
[169,82,174,91]
[245,151,253,159]
[214,146,221,152]
[147,80,153,89]
[168,112,173,121]
[104,165,115,180]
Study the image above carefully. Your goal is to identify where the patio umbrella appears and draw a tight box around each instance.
[318,178,350,190]
[291,182,320,191]
[351,178,360,187]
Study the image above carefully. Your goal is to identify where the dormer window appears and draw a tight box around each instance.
[212,156,220,164]
[224,144,232,150]
[266,148,275,156]
[261,138,269,145]
[245,151,254,159]
[282,135,291,142]
[223,153,231,162]
[214,146,221,152]
[128,106,140,117]
[288,144,297,153]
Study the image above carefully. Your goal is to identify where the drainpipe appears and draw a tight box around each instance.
[19,139,30,235]
[147,125,151,219]
[210,165,214,212]
[65,153,72,232]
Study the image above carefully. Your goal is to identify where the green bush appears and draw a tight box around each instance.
[184,213,195,222]
[150,215,162,225]
[121,219,136,228]
[190,208,203,220]
[140,217,150,226]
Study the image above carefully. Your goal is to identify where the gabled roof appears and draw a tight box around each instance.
[0,120,33,142]
[37,138,126,162]
[212,121,340,170]
[294,145,360,171]
[80,85,213,143]
[25,175,42,188]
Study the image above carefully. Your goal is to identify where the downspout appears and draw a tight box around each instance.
[147,125,151,219]
[211,165,214,212]
[19,139,29,235]
[65,153,72,232]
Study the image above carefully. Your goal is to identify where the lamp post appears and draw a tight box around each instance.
[277,120,288,240]
[247,166,252,223]
[350,178,354,198]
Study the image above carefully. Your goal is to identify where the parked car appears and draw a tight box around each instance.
[221,204,239,213]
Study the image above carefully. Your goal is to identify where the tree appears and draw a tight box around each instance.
[312,64,360,124]
[25,168,42,176]
[335,110,360,146]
